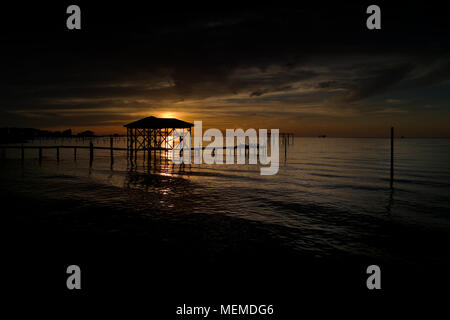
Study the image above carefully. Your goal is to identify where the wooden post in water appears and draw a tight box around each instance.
[390,127,394,188]
[56,147,60,162]
[89,141,94,166]
[110,136,114,165]
[74,147,77,160]
[134,128,138,160]
[21,144,24,160]
[130,129,134,160]
[38,147,42,162]
[126,128,129,160]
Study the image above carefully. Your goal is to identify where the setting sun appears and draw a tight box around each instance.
[159,112,177,119]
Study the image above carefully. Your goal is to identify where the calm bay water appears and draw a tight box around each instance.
[1,137,450,264]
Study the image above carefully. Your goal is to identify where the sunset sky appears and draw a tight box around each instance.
[1,2,449,137]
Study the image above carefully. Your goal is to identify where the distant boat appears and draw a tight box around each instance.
[318,135,327,138]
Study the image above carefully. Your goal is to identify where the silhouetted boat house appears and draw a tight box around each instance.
[124,116,193,154]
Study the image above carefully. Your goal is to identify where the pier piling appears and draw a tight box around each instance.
[89,142,94,166]
[390,127,394,187]
[110,136,114,160]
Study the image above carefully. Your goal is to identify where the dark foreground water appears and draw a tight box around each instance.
[2,137,450,313]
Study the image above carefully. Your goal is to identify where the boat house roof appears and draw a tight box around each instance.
[124,116,194,129]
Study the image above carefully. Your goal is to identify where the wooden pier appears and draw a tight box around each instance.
[0,123,396,187]
[1,115,296,166]
[280,132,294,145]
[0,137,126,164]
[0,138,265,164]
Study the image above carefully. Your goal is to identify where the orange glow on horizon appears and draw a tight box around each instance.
[159,112,177,119]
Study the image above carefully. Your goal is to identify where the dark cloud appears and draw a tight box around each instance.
[0,2,449,133]
[407,59,450,88]
[338,63,415,103]
[317,81,337,89]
